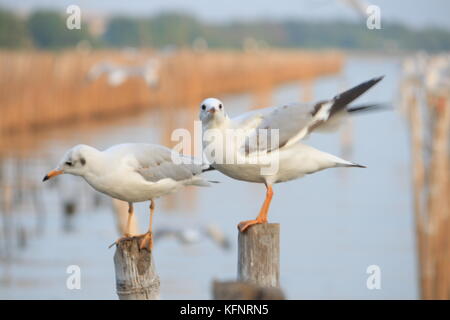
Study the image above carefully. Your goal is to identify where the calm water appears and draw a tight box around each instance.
[0,55,418,299]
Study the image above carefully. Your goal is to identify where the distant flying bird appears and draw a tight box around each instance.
[42,143,212,250]
[154,224,231,250]
[199,76,384,232]
[339,0,371,18]
[86,58,160,88]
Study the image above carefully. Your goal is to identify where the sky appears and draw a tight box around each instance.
[1,0,450,30]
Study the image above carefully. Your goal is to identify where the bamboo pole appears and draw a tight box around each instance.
[427,96,450,299]
[407,91,428,297]
[113,237,160,300]
[402,54,450,299]
[237,223,280,288]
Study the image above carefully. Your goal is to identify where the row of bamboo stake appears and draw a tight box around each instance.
[0,49,342,153]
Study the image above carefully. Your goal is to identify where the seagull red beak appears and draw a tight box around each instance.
[43,169,63,182]
[208,108,216,114]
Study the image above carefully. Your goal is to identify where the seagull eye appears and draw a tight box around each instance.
[201,105,206,110]
[219,104,223,109]
[65,161,73,166]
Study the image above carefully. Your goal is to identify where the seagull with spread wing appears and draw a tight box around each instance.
[43,143,212,250]
[199,76,384,232]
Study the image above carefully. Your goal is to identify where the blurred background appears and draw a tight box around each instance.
[0,0,448,299]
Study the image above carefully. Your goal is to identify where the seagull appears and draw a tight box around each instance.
[42,143,212,250]
[199,76,384,232]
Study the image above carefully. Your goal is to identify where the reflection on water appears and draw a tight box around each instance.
[0,55,418,299]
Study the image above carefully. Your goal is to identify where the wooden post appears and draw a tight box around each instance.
[113,237,160,300]
[213,280,285,300]
[238,223,280,288]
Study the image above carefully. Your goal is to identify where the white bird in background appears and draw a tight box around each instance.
[86,58,160,88]
[42,143,213,250]
[199,77,384,232]
[154,224,231,251]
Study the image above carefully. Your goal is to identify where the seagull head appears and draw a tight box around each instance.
[43,145,95,182]
[199,97,226,124]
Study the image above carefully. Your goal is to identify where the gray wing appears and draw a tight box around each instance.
[238,102,313,154]
[133,145,204,183]
[238,76,384,153]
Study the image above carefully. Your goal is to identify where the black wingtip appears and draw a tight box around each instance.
[330,76,384,115]
[369,75,385,87]
[202,165,215,173]
[352,163,367,168]
[347,103,391,113]
[374,75,385,82]
[357,75,385,91]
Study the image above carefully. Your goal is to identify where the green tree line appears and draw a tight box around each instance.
[1,8,449,51]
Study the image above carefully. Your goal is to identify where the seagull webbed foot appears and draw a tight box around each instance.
[108,233,133,248]
[237,217,267,232]
[138,232,153,251]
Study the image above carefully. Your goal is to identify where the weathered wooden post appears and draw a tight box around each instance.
[213,280,285,300]
[213,223,282,299]
[113,237,160,300]
[238,223,280,287]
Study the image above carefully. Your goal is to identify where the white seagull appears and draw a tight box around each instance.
[199,76,384,232]
[43,143,212,249]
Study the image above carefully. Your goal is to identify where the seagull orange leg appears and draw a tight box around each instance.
[139,200,154,250]
[124,202,133,237]
[238,185,273,232]
[109,202,134,248]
